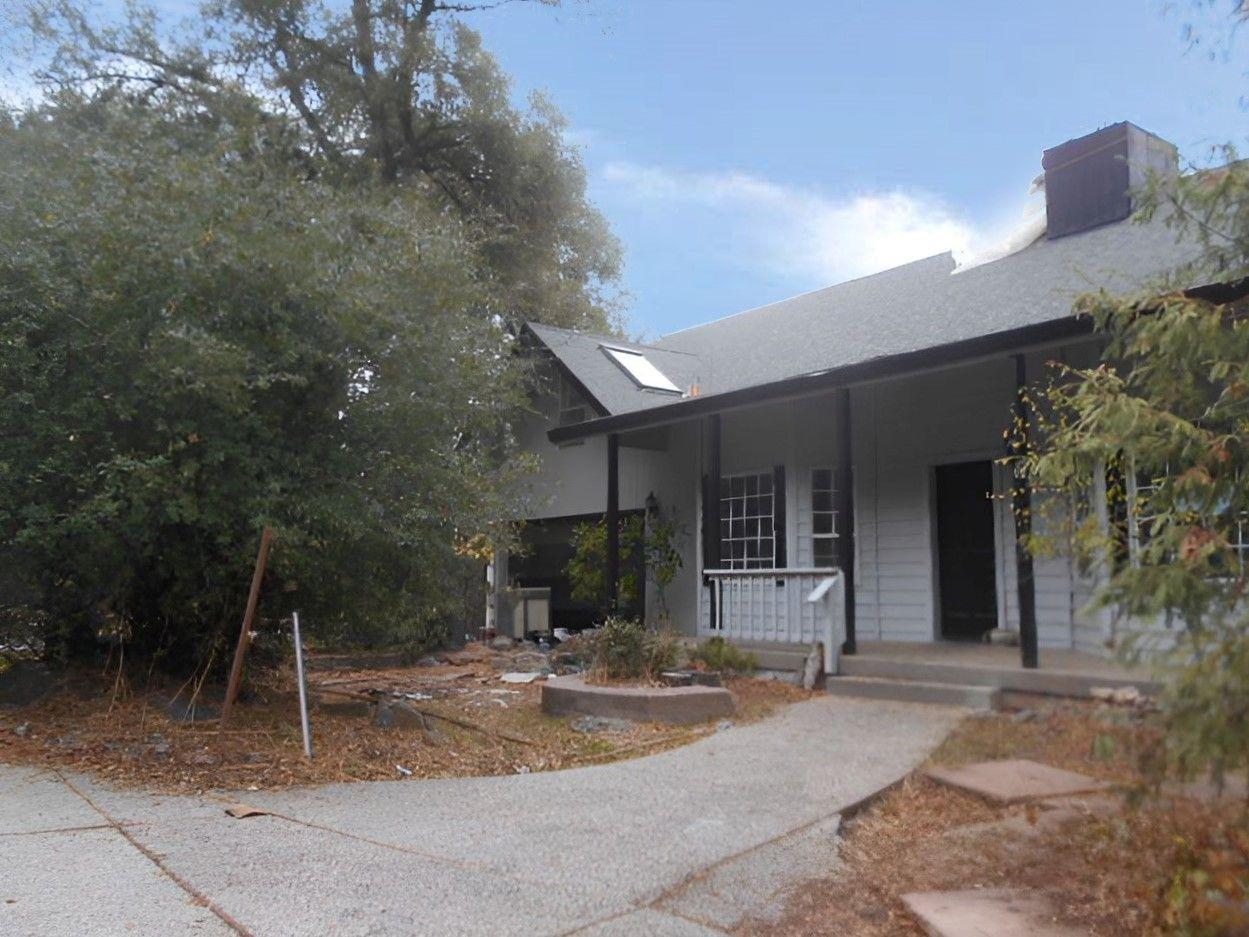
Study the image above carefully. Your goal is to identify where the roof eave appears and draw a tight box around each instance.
[548,316,1096,443]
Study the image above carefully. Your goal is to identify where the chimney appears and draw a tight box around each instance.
[1041,122,1177,239]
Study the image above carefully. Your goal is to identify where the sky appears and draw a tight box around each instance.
[455,0,1247,339]
[7,1,1247,339]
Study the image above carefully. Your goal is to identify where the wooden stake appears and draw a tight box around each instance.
[220,527,274,726]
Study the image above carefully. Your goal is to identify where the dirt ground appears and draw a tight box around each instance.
[0,645,810,794]
[738,697,1249,937]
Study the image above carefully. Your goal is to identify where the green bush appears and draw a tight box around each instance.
[689,637,757,674]
[580,617,679,683]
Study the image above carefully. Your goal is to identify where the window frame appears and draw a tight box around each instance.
[718,469,777,570]
[810,467,839,569]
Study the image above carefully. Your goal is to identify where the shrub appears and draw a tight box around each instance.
[580,617,679,683]
[689,637,757,674]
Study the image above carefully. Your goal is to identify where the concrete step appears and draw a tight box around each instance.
[839,655,1159,700]
[826,675,1001,710]
[728,640,812,672]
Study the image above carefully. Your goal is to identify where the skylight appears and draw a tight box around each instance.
[602,346,682,393]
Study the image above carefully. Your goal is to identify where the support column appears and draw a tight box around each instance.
[701,415,722,629]
[835,389,857,655]
[606,432,620,613]
[1011,354,1039,669]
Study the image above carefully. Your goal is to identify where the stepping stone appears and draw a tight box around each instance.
[903,888,1087,937]
[925,759,1111,805]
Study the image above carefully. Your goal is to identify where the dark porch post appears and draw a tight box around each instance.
[606,432,620,612]
[1011,354,1039,669]
[702,414,722,629]
[835,388,857,655]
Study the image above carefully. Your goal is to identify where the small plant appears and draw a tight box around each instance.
[565,507,684,617]
[580,617,679,682]
[688,637,757,674]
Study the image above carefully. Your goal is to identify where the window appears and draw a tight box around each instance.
[811,468,838,568]
[557,375,588,427]
[719,472,775,569]
[1127,461,1163,565]
[602,346,681,393]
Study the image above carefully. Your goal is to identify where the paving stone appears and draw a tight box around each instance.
[925,759,1111,805]
[902,888,1087,937]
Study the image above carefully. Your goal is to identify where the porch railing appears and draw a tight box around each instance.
[703,568,844,671]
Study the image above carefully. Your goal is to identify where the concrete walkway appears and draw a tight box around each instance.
[0,696,960,936]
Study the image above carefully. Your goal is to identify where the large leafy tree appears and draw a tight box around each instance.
[1022,158,1249,781]
[2,0,621,671]
[0,91,536,669]
[23,0,623,332]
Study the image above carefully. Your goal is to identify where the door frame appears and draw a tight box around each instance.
[927,450,1008,641]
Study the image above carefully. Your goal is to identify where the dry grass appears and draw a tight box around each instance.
[0,651,809,795]
[739,697,1249,937]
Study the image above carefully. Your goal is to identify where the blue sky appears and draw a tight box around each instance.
[459,0,1247,339]
[8,1,1245,338]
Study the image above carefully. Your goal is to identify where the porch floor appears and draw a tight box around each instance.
[843,641,1160,698]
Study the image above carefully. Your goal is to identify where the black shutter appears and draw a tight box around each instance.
[773,464,787,569]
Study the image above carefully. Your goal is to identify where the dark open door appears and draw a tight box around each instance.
[934,460,998,641]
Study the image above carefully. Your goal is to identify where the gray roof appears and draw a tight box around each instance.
[526,213,1201,417]
[524,321,703,415]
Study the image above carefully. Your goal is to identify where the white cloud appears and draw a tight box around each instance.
[600,161,980,286]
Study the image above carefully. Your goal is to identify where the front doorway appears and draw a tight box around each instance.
[934,460,998,641]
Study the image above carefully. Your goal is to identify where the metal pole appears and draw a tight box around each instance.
[291,611,313,759]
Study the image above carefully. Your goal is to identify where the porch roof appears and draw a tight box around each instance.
[536,211,1206,443]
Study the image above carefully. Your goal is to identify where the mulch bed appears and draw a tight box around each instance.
[738,697,1249,937]
[0,647,811,794]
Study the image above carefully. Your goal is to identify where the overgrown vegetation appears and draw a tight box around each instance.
[578,617,680,683]
[1019,152,1249,785]
[0,0,621,673]
[688,636,757,674]
[565,510,684,616]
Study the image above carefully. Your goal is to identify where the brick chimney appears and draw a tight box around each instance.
[1041,122,1177,239]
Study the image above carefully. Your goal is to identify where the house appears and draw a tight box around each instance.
[491,122,1214,677]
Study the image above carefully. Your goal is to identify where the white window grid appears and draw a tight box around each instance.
[1129,461,1249,575]
[1127,460,1162,565]
[719,471,775,570]
[811,467,838,568]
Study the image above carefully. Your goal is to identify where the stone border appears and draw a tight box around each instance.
[541,675,734,725]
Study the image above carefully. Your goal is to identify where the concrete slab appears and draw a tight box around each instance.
[925,759,1111,805]
[655,815,842,930]
[1,826,231,936]
[2,696,961,936]
[575,908,727,936]
[0,765,103,834]
[902,888,1087,937]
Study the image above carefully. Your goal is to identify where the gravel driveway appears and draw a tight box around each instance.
[0,695,960,936]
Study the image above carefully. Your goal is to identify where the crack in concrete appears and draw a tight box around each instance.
[53,771,254,937]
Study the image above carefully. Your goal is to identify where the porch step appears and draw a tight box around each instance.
[826,675,1001,711]
[839,655,1160,700]
[727,640,812,673]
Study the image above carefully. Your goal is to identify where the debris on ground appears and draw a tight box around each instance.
[571,715,634,734]
[224,804,270,819]
[499,672,542,684]
[0,640,812,793]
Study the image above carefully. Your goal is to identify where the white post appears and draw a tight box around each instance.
[292,611,313,760]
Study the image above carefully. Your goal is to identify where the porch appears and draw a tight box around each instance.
[830,639,1160,703]
[523,331,1127,676]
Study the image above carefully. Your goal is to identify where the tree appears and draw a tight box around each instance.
[22,0,623,332]
[0,95,535,669]
[1021,156,1249,782]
